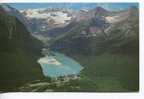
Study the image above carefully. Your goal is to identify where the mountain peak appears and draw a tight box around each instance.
[94,6,108,14]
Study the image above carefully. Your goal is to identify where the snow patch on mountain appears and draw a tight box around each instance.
[105,11,130,23]
[21,9,72,25]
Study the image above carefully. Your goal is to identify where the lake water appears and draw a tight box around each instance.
[38,52,84,78]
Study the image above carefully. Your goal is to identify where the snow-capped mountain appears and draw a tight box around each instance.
[19,7,110,39]
[20,8,75,34]
[16,6,138,51]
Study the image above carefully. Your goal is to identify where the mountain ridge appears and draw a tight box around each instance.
[0,4,44,91]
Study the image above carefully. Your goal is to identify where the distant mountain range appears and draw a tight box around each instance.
[17,5,138,54]
[0,4,139,53]
[20,7,110,37]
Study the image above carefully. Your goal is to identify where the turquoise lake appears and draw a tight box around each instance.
[38,52,84,78]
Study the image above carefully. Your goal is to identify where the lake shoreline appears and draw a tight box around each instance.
[37,51,84,79]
